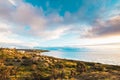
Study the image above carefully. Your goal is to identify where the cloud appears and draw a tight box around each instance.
[39,26,72,40]
[0,22,39,48]
[8,0,16,6]
[0,0,70,41]
[82,15,120,38]
[0,0,120,48]
[0,0,74,48]
[0,42,38,48]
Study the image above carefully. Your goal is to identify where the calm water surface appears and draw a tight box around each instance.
[41,47,120,65]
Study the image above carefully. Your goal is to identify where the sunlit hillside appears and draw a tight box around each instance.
[0,48,120,80]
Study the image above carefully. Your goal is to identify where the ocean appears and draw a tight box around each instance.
[40,46,120,65]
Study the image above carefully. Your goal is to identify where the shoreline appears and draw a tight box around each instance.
[41,51,120,66]
[41,54,120,67]
[0,48,120,80]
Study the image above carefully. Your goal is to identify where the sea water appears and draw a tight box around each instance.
[41,46,120,65]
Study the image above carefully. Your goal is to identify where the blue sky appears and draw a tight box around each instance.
[0,0,120,48]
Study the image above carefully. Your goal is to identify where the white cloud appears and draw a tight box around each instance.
[1,0,119,48]
[0,21,39,48]
[0,0,72,47]
[8,0,16,6]
[0,0,69,41]
[40,26,71,40]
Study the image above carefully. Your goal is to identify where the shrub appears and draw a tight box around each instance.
[76,62,87,73]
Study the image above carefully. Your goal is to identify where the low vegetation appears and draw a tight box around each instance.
[0,48,120,80]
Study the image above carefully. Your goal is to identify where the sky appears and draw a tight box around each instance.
[0,0,120,48]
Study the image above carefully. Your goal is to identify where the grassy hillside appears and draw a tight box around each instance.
[0,48,120,80]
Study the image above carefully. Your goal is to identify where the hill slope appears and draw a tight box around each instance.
[0,48,120,80]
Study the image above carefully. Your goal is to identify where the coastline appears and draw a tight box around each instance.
[42,50,120,66]
[0,48,120,80]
